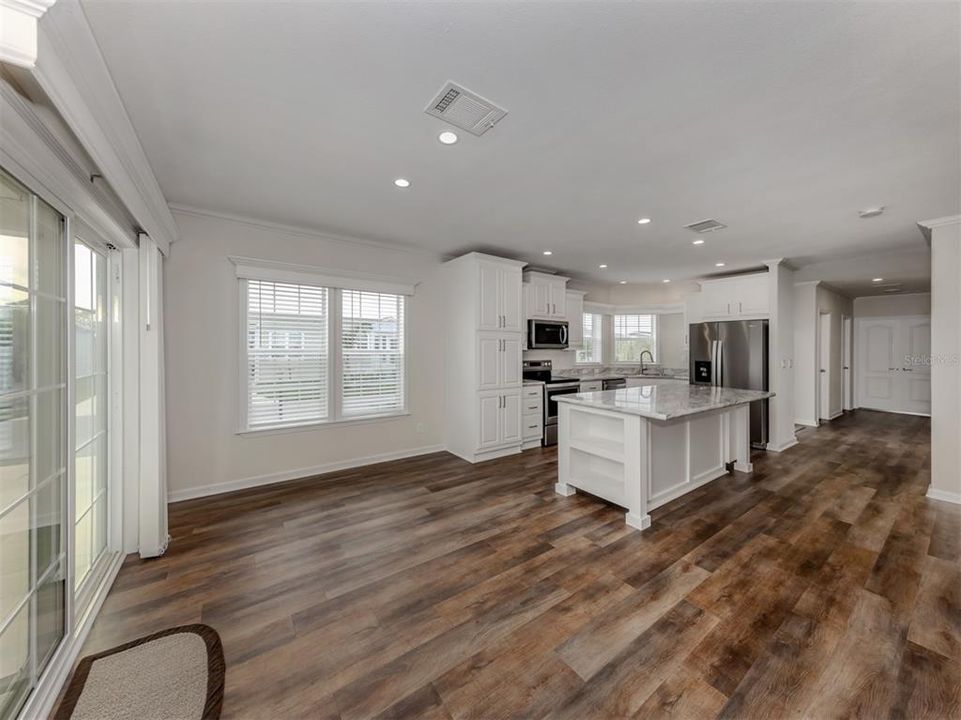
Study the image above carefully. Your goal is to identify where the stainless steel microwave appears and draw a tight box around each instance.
[527,319,569,349]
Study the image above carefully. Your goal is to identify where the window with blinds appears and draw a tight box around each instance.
[576,312,603,364]
[613,313,656,363]
[246,280,329,428]
[242,280,407,430]
[341,290,405,417]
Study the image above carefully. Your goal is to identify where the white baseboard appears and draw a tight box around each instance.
[19,551,125,720]
[794,418,818,428]
[820,410,845,421]
[167,444,447,502]
[926,487,961,505]
[767,437,799,453]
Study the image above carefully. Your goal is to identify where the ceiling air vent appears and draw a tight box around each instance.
[684,218,727,234]
[424,81,507,136]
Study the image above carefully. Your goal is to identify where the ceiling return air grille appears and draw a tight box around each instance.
[424,81,508,136]
[684,218,727,234]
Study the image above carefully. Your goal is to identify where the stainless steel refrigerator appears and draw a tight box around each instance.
[689,319,769,448]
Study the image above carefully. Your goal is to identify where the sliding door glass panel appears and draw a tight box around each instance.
[0,168,66,720]
[73,241,107,595]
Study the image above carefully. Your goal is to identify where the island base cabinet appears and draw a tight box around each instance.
[556,402,754,530]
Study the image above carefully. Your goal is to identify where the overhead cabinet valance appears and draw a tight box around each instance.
[229,256,417,296]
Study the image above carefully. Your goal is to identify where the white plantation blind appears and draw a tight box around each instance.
[246,280,329,427]
[576,312,602,364]
[613,313,656,362]
[341,290,405,417]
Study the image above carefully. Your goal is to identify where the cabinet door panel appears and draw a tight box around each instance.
[700,284,732,319]
[500,336,523,387]
[500,269,523,331]
[736,277,769,316]
[550,282,567,318]
[478,394,501,449]
[477,334,501,390]
[531,282,551,318]
[477,262,500,329]
[501,391,523,445]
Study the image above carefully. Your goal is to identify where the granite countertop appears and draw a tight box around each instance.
[556,374,627,382]
[556,384,774,421]
[553,366,689,381]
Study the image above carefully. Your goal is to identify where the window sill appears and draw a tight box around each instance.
[237,411,410,437]
[574,362,603,367]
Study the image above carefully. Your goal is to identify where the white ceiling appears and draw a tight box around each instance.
[80,0,959,294]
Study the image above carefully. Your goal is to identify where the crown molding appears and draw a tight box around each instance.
[0,0,56,68]
[169,203,443,260]
[917,214,961,244]
[29,0,176,253]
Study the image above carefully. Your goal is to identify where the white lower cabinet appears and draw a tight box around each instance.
[522,384,543,448]
[580,380,603,392]
[478,388,523,450]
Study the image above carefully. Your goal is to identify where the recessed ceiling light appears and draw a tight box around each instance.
[438,131,458,145]
[637,218,652,225]
[393,178,410,188]
[692,239,705,246]
[543,250,553,256]
[598,264,607,269]
[872,277,884,282]
[619,280,627,284]
[662,279,671,283]
[715,262,726,267]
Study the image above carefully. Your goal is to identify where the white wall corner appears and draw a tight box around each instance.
[30,0,178,252]
[0,0,56,67]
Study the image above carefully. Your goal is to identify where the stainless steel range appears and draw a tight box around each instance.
[522,360,580,446]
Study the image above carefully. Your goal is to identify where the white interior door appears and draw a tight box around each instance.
[857,316,931,415]
[900,317,931,415]
[818,313,832,420]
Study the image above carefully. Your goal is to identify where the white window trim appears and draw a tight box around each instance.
[230,255,417,296]
[235,268,412,434]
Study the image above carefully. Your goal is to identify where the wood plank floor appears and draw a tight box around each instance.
[76,410,960,719]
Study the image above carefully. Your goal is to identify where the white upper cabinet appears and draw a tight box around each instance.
[524,271,569,320]
[478,259,523,331]
[688,273,769,322]
[566,290,585,347]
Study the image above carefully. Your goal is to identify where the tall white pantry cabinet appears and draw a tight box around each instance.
[445,253,527,463]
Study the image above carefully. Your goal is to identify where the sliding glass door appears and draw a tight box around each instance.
[73,239,109,610]
[0,169,67,720]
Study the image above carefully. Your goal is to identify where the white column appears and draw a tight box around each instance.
[624,415,650,530]
[766,259,798,451]
[732,404,753,473]
[920,216,961,504]
[138,234,169,556]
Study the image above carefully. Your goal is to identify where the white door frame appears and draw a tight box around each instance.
[842,315,853,411]
[818,311,832,421]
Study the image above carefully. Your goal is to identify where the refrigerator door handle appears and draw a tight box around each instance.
[710,340,718,386]
[714,340,724,387]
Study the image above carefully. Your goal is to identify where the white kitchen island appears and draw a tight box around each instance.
[555,384,774,530]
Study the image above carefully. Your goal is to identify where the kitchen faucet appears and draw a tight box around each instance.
[639,350,654,375]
